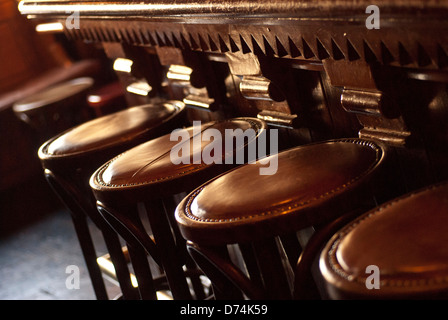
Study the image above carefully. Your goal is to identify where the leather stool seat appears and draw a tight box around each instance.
[175,138,387,299]
[14,77,94,139]
[38,101,186,300]
[91,118,266,202]
[40,101,185,162]
[319,181,448,299]
[89,118,268,299]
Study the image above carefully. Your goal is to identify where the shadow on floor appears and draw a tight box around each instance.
[0,209,120,300]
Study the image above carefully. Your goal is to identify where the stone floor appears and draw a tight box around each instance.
[0,209,121,300]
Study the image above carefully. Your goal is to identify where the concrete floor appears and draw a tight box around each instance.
[0,209,121,300]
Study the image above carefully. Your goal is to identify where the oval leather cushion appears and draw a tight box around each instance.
[189,139,382,222]
[14,77,93,112]
[321,181,448,298]
[97,118,262,187]
[176,139,385,244]
[46,102,182,156]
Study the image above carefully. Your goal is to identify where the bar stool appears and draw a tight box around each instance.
[175,138,387,299]
[38,101,186,300]
[89,118,268,300]
[13,77,94,141]
[319,180,448,299]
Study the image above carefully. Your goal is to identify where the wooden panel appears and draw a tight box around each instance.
[0,0,66,94]
[0,23,30,87]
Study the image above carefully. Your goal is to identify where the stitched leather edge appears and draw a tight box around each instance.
[39,101,184,159]
[326,180,448,289]
[94,118,265,188]
[183,138,384,223]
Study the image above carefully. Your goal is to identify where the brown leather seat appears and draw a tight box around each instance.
[40,101,185,172]
[89,117,268,299]
[319,181,448,300]
[91,118,267,201]
[38,101,186,300]
[175,138,387,299]
[13,77,94,139]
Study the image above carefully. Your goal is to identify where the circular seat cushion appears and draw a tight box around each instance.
[176,139,386,245]
[13,77,94,113]
[39,101,185,158]
[320,181,448,299]
[90,118,267,201]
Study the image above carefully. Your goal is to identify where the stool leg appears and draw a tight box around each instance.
[44,171,108,300]
[253,238,293,299]
[279,234,302,268]
[96,202,165,299]
[185,256,207,300]
[127,243,157,300]
[70,213,109,300]
[82,195,140,300]
[294,210,365,300]
[187,243,252,299]
[100,228,140,300]
[144,199,193,300]
[162,197,206,300]
[238,243,264,290]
